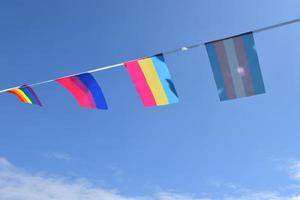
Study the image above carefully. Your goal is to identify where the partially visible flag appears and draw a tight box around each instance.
[56,73,108,109]
[205,32,265,101]
[7,85,42,106]
[124,54,179,107]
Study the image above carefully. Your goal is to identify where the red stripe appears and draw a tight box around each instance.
[7,90,28,103]
[214,41,236,99]
[233,36,254,96]
[56,77,95,108]
[124,60,157,107]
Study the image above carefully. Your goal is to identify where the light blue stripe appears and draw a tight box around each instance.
[151,55,179,104]
[223,38,246,98]
[242,33,265,94]
[205,43,228,100]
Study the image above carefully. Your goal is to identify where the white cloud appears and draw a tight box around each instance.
[1,157,300,200]
[154,192,206,200]
[289,161,300,181]
[223,192,284,200]
[0,157,206,200]
[0,158,138,200]
[208,180,249,192]
[42,152,72,161]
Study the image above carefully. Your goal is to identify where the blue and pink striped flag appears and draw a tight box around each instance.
[56,73,108,110]
[205,32,265,101]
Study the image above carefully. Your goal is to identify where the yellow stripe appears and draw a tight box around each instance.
[138,58,169,105]
[15,89,33,104]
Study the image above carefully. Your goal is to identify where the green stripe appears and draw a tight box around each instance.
[20,88,35,104]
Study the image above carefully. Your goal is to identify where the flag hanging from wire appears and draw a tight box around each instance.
[7,85,42,106]
[124,54,179,107]
[205,32,265,101]
[56,73,108,109]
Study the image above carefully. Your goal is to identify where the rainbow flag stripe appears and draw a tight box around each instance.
[205,32,265,101]
[8,85,42,106]
[56,73,108,109]
[124,54,178,107]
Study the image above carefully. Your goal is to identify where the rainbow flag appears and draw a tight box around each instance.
[7,85,42,106]
[205,32,265,101]
[124,54,178,107]
[56,73,108,109]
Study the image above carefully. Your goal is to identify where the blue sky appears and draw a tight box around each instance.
[1,0,300,199]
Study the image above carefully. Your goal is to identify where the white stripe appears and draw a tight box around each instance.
[223,39,246,98]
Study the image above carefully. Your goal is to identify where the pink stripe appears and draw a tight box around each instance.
[124,60,157,107]
[71,77,96,108]
[57,77,95,108]
[233,36,254,96]
[214,41,236,99]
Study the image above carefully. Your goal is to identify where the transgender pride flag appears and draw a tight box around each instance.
[205,32,265,101]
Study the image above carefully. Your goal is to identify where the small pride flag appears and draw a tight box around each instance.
[205,32,265,101]
[56,73,108,109]
[7,85,42,106]
[124,54,178,107]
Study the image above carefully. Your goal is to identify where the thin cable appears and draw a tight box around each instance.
[253,17,300,33]
[1,17,300,93]
[0,63,124,93]
[163,44,203,55]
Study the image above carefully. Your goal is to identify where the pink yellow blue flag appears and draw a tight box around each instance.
[124,54,178,107]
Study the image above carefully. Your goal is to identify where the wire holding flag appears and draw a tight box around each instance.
[3,17,300,109]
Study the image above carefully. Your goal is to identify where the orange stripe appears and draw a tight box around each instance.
[16,89,32,103]
[8,89,30,103]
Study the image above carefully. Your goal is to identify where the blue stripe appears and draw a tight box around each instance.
[151,54,179,104]
[77,73,108,110]
[242,33,265,94]
[205,43,228,100]
[20,87,38,105]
